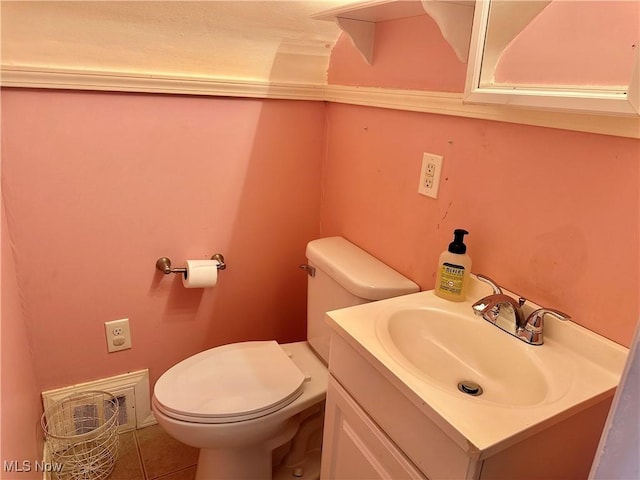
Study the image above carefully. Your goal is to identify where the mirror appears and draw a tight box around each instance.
[465,0,640,116]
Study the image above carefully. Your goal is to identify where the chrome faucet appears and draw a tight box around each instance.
[472,274,570,345]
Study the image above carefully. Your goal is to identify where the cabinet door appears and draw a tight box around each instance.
[321,376,427,480]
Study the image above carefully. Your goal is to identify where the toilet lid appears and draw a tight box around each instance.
[154,341,306,423]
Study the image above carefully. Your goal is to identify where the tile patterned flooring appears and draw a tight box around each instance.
[111,425,199,480]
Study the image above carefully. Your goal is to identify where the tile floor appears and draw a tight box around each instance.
[110,424,199,480]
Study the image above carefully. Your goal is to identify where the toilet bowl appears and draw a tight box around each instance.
[153,341,326,480]
[152,237,419,480]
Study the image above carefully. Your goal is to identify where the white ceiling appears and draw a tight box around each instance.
[1,1,352,85]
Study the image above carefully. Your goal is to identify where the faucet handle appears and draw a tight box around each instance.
[526,308,571,331]
[475,274,502,294]
[472,293,526,328]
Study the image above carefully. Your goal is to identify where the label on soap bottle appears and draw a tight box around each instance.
[439,262,465,295]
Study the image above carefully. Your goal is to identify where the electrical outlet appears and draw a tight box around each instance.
[425,176,434,189]
[105,318,132,353]
[418,153,443,199]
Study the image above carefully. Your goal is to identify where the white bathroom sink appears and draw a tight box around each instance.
[325,275,629,455]
[377,307,555,406]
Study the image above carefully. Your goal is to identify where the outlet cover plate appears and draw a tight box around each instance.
[418,153,443,199]
[105,318,132,353]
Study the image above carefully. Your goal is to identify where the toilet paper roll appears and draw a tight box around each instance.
[182,260,219,288]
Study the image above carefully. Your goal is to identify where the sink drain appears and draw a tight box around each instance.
[457,380,483,396]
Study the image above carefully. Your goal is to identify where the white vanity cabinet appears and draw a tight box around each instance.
[321,331,614,480]
[321,376,426,480]
[321,333,478,480]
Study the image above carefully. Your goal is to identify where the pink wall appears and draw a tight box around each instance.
[325,17,640,348]
[320,103,638,347]
[1,89,325,392]
[1,201,43,477]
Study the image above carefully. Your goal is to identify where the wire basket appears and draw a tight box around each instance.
[41,391,119,480]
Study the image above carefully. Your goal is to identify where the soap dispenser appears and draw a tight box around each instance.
[435,229,471,302]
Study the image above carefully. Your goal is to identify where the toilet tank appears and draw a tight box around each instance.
[305,237,419,362]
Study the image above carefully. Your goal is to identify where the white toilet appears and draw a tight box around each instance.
[152,237,419,480]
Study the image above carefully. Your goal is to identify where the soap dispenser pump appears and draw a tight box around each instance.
[435,229,472,302]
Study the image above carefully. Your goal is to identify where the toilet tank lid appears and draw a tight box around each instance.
[306,237,419,301]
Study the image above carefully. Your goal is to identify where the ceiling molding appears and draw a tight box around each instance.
[0,66,327,101]
[325,84,640,139]
[2,66,638,139]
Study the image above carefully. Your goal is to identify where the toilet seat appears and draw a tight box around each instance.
[154,341,306,424]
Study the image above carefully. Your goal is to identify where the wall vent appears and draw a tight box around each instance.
[42,370,155,433]
[72,403,98,434]
[112,392,129,427]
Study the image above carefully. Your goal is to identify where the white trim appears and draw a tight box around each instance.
[2,66,638,138]
[325,85,640,139]
[0,66,326,101]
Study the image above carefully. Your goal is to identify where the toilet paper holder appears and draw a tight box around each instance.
[155,254,226,275]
